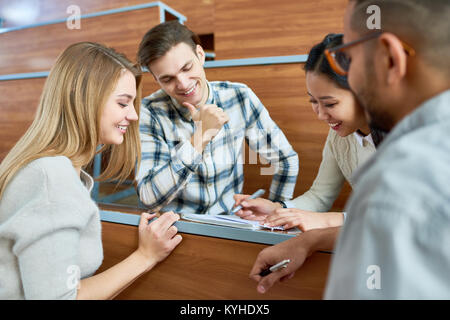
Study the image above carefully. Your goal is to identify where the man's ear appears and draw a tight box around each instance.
[378,32,408,85]
[195,44,206,65]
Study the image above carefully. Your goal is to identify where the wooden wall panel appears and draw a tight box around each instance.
[155,0,215,35]
[0,78,44,161]
[0,0,213,38]
[0,7,160,74]
[214,0,347,59]
[98,220,331,299]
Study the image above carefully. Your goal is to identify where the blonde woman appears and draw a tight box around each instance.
[0,42,182,299]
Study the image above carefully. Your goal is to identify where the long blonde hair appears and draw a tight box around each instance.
[0,42,142,199]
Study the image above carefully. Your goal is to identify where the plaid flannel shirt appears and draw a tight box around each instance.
[136,81,299,214]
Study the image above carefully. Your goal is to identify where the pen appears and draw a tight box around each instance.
[230,189,265,214]
[259,259,290,277]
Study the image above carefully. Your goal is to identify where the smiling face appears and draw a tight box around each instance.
[306,71,369,136]
[148,42,208,107]
[99,69,138,145]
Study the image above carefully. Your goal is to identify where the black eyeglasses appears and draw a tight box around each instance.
[324,31,416,76]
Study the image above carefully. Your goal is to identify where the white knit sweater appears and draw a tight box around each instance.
[287,129,376,211]
[0,156,103,299]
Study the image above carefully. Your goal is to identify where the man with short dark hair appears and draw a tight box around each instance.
[249,0,450,299]
[135,21,299,215]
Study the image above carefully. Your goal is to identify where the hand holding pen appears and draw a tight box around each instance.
[249,257,295,294]
[259,259,290,277]
[230,189,265,215]
[249,233,312,294]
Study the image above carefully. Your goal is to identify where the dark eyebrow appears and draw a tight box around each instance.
[307,92,335,100]
[158,60,193,81]
[318,96,335,100]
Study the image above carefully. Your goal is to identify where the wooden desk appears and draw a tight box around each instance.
[97,205,332,299]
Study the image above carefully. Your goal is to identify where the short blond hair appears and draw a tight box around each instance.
[0,42,142,199]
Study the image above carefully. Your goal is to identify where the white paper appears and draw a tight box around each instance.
[181,213,285,231]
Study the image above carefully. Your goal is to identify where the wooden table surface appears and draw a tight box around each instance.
[97,205,332,300]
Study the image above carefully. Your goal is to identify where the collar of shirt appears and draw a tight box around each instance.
[381,89,450,148]
[353,131,374,147]
[168,81,215,122]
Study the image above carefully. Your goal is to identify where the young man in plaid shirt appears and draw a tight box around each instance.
[136,21,299,215]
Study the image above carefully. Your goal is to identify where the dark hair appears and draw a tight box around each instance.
[137,21,201,68]
[304,33,349,89]
[350,0,450,76]
[304,33,386,147]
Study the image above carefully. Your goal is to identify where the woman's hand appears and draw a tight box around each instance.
[135,211,183,271]
[263,208,344,232]
[233,194,282,220]
[77,211,183,300]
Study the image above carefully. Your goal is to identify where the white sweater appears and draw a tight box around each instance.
[0,156,103,299]
[287,129,376,212]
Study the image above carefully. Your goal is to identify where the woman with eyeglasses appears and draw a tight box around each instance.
[0,42,182,299]
[233,33,385,231]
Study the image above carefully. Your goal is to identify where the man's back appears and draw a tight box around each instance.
[325,90,450,299]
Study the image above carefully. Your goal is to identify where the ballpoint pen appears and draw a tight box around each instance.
[230,188,265,214]
[259,259,290,277]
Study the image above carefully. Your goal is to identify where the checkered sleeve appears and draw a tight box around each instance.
[244,88,299,201]
[136,104,202,211]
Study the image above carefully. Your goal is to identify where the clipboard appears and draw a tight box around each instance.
[181,213,285,231]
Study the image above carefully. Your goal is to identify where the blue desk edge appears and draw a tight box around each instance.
[100,209,297,246]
